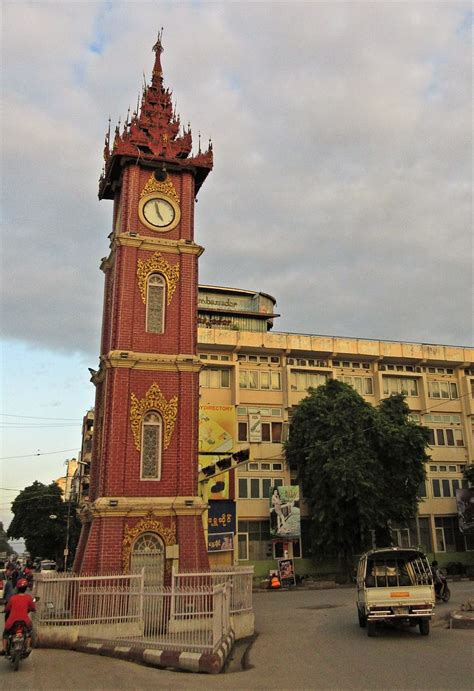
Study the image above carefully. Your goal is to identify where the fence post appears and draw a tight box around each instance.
[170,568,176,621]
[212,585,223,652]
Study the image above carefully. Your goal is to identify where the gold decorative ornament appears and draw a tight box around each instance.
[137,252,180,305]
[130,382,178,450]
[140,174,180,204]
[138,175,181,232]
[122,512,176,571]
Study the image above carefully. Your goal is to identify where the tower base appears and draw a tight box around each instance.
[74,497,209,578]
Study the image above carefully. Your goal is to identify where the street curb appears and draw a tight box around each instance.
[450,611,474,630]
[72,631,235,674]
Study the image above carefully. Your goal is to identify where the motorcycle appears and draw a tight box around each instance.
[4,596,39,671]
[5,621,30,671]
[435,571,451,603]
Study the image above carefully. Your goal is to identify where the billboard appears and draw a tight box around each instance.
[456,487,474,535]
[198,405,236,500]
[207,500,236,552]
[269,485,301,539]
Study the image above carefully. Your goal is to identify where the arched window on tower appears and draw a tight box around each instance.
[141,411,162,480]
[146,274,166,333]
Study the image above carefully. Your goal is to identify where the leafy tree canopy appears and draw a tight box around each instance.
[285,380,430,576]
[463,464,474,485]
[7,481,81,566]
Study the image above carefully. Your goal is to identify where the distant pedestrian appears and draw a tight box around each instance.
[3,567,14,622]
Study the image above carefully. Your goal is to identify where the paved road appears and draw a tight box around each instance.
[1,581,472,690]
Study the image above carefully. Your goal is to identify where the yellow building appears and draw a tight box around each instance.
[55,458,78,502]
[197,286,474,575]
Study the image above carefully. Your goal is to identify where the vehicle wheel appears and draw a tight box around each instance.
[442,588,451,603]
[367,621,377,637]
[12,652,20,671]
[419,619,430,636]
[358,607,367,628]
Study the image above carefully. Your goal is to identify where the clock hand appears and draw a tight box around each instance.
[154,201,164,221]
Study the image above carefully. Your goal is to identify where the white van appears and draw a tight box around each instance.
[356,547,435,637]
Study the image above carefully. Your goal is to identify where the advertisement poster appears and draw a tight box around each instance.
[198,405,236,500]
[278,558,296,587]
[208,500,236,552]
[249,413,262,442]
[269,485,301,539]
[456,487,474,535]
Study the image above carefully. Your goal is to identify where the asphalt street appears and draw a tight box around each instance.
[1,581,472,690]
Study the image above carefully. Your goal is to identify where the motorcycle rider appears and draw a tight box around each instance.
[1,578,36,656]
[431,560,443,597]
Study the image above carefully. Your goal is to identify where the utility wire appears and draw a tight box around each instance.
[0,448,78,461]
[0,414,81,421]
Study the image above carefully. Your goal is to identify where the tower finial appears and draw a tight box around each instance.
[153,27,164,54]
[152,28,165,84]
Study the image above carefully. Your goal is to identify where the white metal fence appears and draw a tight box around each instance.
[34,572,143,625]
[131,582,231,652]
[173,566,254,615]
[33,570,236,653]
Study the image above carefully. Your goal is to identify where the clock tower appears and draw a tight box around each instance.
[74,34,212,578]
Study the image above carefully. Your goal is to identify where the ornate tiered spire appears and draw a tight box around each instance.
[99,31,213,199]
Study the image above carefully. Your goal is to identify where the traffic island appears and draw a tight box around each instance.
[73,632,235,674]
[450,601,474,630]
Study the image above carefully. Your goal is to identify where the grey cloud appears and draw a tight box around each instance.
[2,1,472,357]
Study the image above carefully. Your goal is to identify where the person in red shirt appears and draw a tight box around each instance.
[2,578,36,655]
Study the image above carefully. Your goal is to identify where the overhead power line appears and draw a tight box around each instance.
[0,448,78,461]
[1,414,81,421]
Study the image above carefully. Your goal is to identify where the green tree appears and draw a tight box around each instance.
[373,394,430,545]
[285,380,429,579]
[463,464,474,485]
[7,481,81,567]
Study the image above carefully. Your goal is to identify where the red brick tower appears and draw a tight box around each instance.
[74,34,212,578]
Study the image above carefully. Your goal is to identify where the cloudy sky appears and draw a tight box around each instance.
[1,1,472,538]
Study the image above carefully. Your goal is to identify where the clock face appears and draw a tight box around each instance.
[142,197,176,228]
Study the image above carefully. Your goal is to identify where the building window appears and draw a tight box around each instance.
[240,370,281,390]
[200,367,231,388]
[431,478,467,498]
[237,520,271,561]
[141,411,162,480]
[238,421,248,442]
[250,478,260,499]
[238,533,249,560]
[238,478,248,498]
[382,377,419,396]
[427,427,464,447]
[290,371,329,391]
[146,274,166,333]
[434,516,465,552]
[261,422,283,443]
[428,381,459,399]
[337,376,374,395]
[260,371,282,390]
[238,477,284,499]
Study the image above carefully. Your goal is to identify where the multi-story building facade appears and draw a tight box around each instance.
[197,286,474,575]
